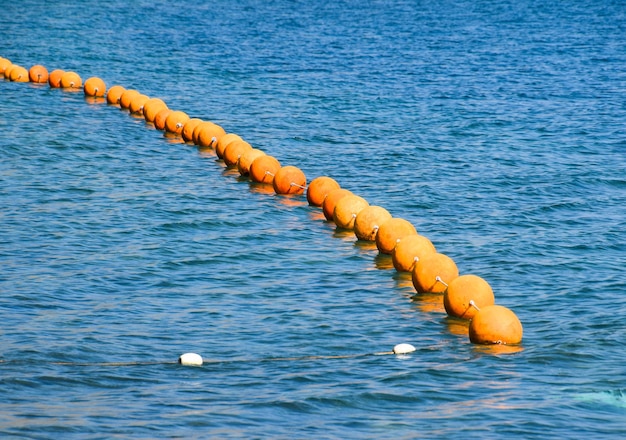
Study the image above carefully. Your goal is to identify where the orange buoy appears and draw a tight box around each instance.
[119,89,140,109]
[60,71,82,89]
[9,65,29,82]
[273,165,307,195]
[392,234,437,272]
[28,65,49,83]
[250,155,281,184]
[48,69,65,88]
[469,305,523,345]
[322,188,353,221]
[375,218,417,255]
[153,108,173,131]
[128,93,150,114]
[83,76,106,97]
[142,97,167,122]
[333,194,369,230]
[238,148,266,175]
[164,110,190,134]
[215,133,242,159]
[106,85,126,105]
[354,205,392,242]
[0,57,11,77]
[306,176,341,207]
[194,121,226,148]
[181,118,203,143]
[444,274,495,320]
[223,140,253,167]
[3,63,15,80]
[412,252,458,293]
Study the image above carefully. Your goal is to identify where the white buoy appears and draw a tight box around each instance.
[393,343,416,355]
[178,352,203,366]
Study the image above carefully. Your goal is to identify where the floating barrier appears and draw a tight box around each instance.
[1,58,524,348]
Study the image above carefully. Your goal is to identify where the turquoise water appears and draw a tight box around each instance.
[2,0,626,438]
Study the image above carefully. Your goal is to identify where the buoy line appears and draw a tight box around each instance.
[0,344,417,368]
[0,58,524,356]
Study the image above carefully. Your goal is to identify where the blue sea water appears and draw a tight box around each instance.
[1,0,626,438]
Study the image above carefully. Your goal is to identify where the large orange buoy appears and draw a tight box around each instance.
[28,65,49,83]
[48,69,65,88]
[469,305,523,345]
[375,218,417,255]
[333,194,369,230]
[194,121,226,148]
[444,274,495,320]
[119,89,140,109]
[322,188,353,221]
[238,148,266,176]
[250,155,281,184]
[60,71,82,89]
[353,205,392,242]
[223,140,253,167]
[128,93,150,115]
[142,97,167,122]
[306,176,341,207]
[9,65,29,82]
[392,234,437,272]
[0,57,11,77]
[153,108,173,131]
[181,118,203,143]
[412,252,458,293]
[215,133,243,159]
[106,85,126,105]
[83,77,106,97]
[3,63,15,80]
[164,110,190,134]
[273,165,307,195]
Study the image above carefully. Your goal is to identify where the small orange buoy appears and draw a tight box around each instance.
[83,77,106,97]
[128,93,150,115]
[28,65,49,83]
[215,133,243,159]
[250,155,281,184]
[194,121,226,148]
[412,252,459,293]
[142,97,167,122]
[223,140,253,167]
[392,234,437,272]
[333,194,369,230]
[322,188,353,221]
[48,69,65,88]
[60,71,82,89]
[444,274,495,320]
[469,305,523,345]
[238,148,266,176]
[119,89,140,109]
[375,218,417,255]
[181,118,203,143]
[354,205,392,242]
[273,165,307,195]
[106,85,126,105]
[9,65,29,82]
[306,176,341,207]
[0,57,11,77]
[153,108,173,131]
[164,110,190,134]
